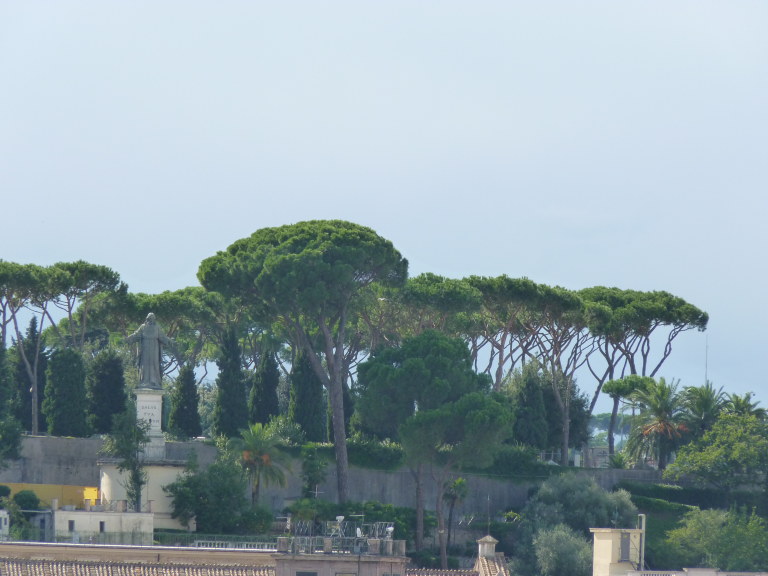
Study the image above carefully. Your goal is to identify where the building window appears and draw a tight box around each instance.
[297,572,318,576]
[68,520,75,532]
[99,521,106,533]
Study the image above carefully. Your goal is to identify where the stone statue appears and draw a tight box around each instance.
[126,313,176,389]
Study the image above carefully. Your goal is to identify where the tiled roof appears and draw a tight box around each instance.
[407,570,478,576]
[0,559,275,576]
[474,554,509,576]
[0,559,495,576]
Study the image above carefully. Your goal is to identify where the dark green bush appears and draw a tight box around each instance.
[618,481,722,506]
[618,481,766,513]
[474,444,554,478]
[0,485,10,499]
[630,495,695,514]
[12,490,40,511]
[347,437,404,470]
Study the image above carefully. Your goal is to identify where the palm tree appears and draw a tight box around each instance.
[602,375,653,455]
[231,422,291,506]
[725,392,767,420]
[681,381,726,441]
[626,377,685,470]
[443,477,468,549]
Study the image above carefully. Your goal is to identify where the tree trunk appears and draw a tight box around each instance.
[328,377,349,503]
[301,323,350,504]
[561,408,570,466]
[412,464,424,551]
[252,476,260,507]
[608,397,619,455]
[435,474,447,569]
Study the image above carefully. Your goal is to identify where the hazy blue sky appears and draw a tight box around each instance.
[2,2,766,413]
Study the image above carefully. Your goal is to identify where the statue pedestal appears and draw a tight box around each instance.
[135,387,164,439]
[134,387,165,460]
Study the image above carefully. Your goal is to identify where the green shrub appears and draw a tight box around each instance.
[0,485,10,500]
[347,437,404,469]
[608,453,627,469]
[13,490,40,511]
[630,495,695,514]
[619,480,767,514]
[475,444,552,478]
[534,524,592,576]
[618,481,724,508]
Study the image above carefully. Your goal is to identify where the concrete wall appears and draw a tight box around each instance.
[1,436,661,521]
[0,436,217,487]
[0,436,103,486]
[53,510,154,546]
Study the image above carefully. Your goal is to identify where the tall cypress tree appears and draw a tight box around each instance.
[288,351,326,442]
[13,318,47,433]
[0,342,22,466]
[212,328,248,438]
[0,341,15,417]
[509,363,549,449]
[43,347,88,437]
[86,348,127,434]
[168,363,202,439]
[248,352,280,425]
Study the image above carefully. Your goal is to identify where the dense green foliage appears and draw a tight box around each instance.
[525,474,638,535]
[533,524,592,576]
[507,363,548,449]
[666,508,768,570]
[665,413,768,495]
[507,474,637,576]
[625,377,685,470]
[212,327,248,438]
[357,330,490,441]
[0,417,21,468]
[12,318,47,433]
[248,351,280,426]
[230,422,291,505]
[86,348,127,434]
[163,454,271,534]
[288,351,326,442]
[167,363,202,439]
[101,407,150,511]
[43,347,88,437]
[0,230,729,563]
[0,343,21,467]
[300,443,328,498]
[12,489,41,511]
[199,220,409,503]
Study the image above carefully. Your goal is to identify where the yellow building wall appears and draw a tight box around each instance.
[100,463,190,531]
[0,483,99,508]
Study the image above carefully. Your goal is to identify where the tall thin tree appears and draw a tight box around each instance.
[212,327,248,438]
[43,347,88,437]
[87,348,127,434]
[168,363,202,439]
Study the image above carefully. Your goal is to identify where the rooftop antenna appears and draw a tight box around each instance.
[486,494,491,534]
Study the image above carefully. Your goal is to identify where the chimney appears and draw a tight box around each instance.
[477,535,498,558]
